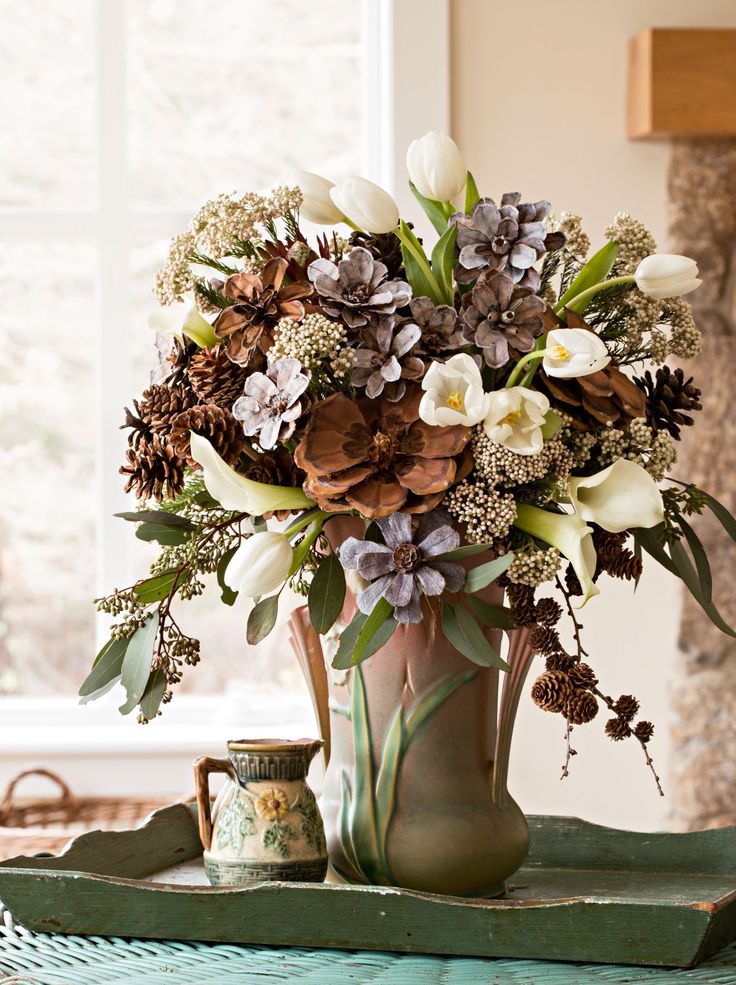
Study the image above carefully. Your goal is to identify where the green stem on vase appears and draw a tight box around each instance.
[554,274,634,315]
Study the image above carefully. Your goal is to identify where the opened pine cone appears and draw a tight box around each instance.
[635,365,702,440]
[121,383,194,450]
[188,345,248,408]
[530,670,573,713]
[567,662,598,689]
[634,720,654,743]
[612,694,640,721]
[120,434,186,502]
[565,690,599,725]
[527,624,563,657]
[605,716,632,741]
[169,404,245,468]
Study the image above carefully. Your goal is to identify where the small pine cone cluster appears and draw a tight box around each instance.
[545,653,574,672]
[528,624,563,657]
[120,434,186,502]
[535,597,562,627]
[565,690,599,725]
[530,670,573,713]
[594,530,642,583]
[604,694,653,745]
[169,404,245,468]
[505,582,537,628]
[568,662,598,689]
[605,717,632,741]
[121,383,195,451]
[188,345,248,408]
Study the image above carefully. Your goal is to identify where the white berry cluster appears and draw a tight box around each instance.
[605,212,657,273]
[508,548,561,587]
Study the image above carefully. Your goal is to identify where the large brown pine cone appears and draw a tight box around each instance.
[531,670,573,713]
[565,690,599,725]
[169,404,245,468]
[634,365,702,440]
[188,345,248,408]
[121,383,195,451]
[120,434,186,502]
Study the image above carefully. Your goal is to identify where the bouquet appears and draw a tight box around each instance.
[85,130,734,788]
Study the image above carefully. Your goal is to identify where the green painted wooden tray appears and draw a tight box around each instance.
[0,803,734,968]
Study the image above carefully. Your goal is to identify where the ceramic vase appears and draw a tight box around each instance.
[194,738,328,886]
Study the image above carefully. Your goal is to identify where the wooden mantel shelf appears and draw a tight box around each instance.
[628,28,736,139]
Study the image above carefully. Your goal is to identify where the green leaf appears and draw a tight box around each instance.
[135,523,193,546]
[79,677,122,705]
[466,596,515,630]
[308,553,346,635]
[557,241,619,314]
[289,519,324,576]
[349,666,386,884]
[430,225,457,305]
[331,605,397,670]
[133,570,180,605]
[120,614,159,712]
[115,510,196,529]
[436,542,496,561]
[246,595,279,645]
[353,597,396,665]
[677,516,712,602]
[464,171,480,213]
[79,637,129,697]
[409,181,448,236]
[668,539,736,638]
[217,547,239,606]
[441,603,509,670]
[702,490,736,542]
[397,220,443,304]
[463,552,514,594]
[140,669,167,722]
[373,704,404,879]
[634,525,679,577]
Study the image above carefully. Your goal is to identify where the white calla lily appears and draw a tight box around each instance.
[542,328,611,379]
[515,504,599,604]
[293,169,344,225]
[148,293,217,348]
[225,531,293,597]
[189,432,314,515]
[406,131,466,202]
[635,254,702,300]
[419,353,488,427]
[483,386,550,456]
[329,177,399,234]
[568,459,664,533]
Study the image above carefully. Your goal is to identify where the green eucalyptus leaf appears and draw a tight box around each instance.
[557,241,619,314]
[79,676,122,705]
[120,615,159,712]
[464,171,480,213]
[634,526,679,577]
[668,539,736,638]
[436,542,496,561]
[246,595,279,645]
[332,603,397,670]
[463,552,515,594]
[135,523,193,546]
[353,597,396,665]
[79,637,129,697]
[133,570,180,605]
[115,510,197,529]
[217,547,239,606]
[702,490,736,541]
[430,225,457,306]
[409,181,448,236]
[441,603,509,670]
[677,516,713,602]
[308,553,346,635]
[140,668,167,721]
[466,596,515,630]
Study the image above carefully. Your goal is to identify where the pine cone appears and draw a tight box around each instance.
[565,690,599,725]
[593,530,642,583]
[528,624,563,657]
[188,345,248,408]
[506,582,537,627]
[121,384,194,448]
[531,670,573,713]
[545,653,574,672]
[635,366,702,440]
[633,720,654,743]
[613,694,640,721]
[535,597,562,627]
[348,229,407,280]
[568,662,598,689]
[605,716,632,741]
[120,435,186,502]
[246,447,306,521]
[537,310,646,431]
[161,337,198,390]
[169,404,245,468]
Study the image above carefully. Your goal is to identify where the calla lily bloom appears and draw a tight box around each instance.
[514,504,599,604]
[542,328,611,379]
[635,254,702,300]
[225,531,294,598]
[148,294,218,348]
[568,459,664,533]
[293,169,344,225]
[330,177,400,234]
[189,432,314,515]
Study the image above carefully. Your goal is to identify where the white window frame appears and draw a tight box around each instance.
[0,0,450,793]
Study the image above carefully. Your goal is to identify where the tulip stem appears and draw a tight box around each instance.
[554,274,634,315]
[505,346,546,389]
[393,224,445,304]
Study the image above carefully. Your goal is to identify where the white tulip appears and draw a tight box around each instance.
[225,531,293,598]
[483,386,550,456]
[543,328,610,379]
[515,504,599,604]
[635,254,702,300]
[148,293,217,348]
[293,169,344,225]
[419,354,488,427]
[406,131,466,202]
[568,459,664,534]
[330,177,399,234]
[189,432,314,515]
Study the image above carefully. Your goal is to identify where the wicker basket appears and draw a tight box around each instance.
[0,769,176,860]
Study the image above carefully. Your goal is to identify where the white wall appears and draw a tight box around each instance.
[451,0,736,831]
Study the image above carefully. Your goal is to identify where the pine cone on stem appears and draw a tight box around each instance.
[565,690,599,725]
[120,435,186,502]
[188,345,248,408]
[531,670,573,713]
[605,716,632,741]
[169,404,245,468]
[635,366,702,440]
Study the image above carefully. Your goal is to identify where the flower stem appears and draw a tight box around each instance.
[505,346,546,388]
[393,224,445,303]
[554,274,634,315]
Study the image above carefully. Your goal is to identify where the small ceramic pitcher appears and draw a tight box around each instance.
[194,738,328,886]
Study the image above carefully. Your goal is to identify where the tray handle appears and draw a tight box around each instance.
[193,756,236,852]
[0,769,79,824]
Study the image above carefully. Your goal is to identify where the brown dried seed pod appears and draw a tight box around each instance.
[565,690,599,725]
[530,670,573,713]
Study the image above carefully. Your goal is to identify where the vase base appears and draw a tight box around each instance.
[326,865,508,899]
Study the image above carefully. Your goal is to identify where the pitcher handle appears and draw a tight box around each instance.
[193,755,237,851]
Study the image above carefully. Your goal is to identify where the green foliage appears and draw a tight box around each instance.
[120,614,160,712]
[430,225,457,305]
[246,595,280,645]
[133,571,181,605]
[139,669,167,723]
[115,510,197,529]
[463,552,514,594]
[464,171,480,213]
[331,604,397,670]
[556,241,619,314]
[441,603,509,670]
[466,596,515,630]
[308,552,346,634]
[136,523,195,547]
[409,181,448,236]
[216,548,239,606]
[79,638,128,698]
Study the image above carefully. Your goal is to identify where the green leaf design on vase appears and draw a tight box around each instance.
[215,794,256,854]
[296,787,326,855]
[262,820,298,859]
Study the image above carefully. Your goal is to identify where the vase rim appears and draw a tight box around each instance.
[227,737,322,753]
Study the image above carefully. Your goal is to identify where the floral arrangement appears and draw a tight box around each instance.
[85,131,736,788]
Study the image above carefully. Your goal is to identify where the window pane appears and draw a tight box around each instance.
[0,2,95,207]
[0,243,97,694]
[128,0,364,207]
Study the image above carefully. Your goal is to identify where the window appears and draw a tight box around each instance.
[0,0,449,766]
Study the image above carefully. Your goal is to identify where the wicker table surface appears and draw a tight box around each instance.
[0,904,735,985]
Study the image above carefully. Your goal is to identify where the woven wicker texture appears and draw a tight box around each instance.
[0,904,734,985]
